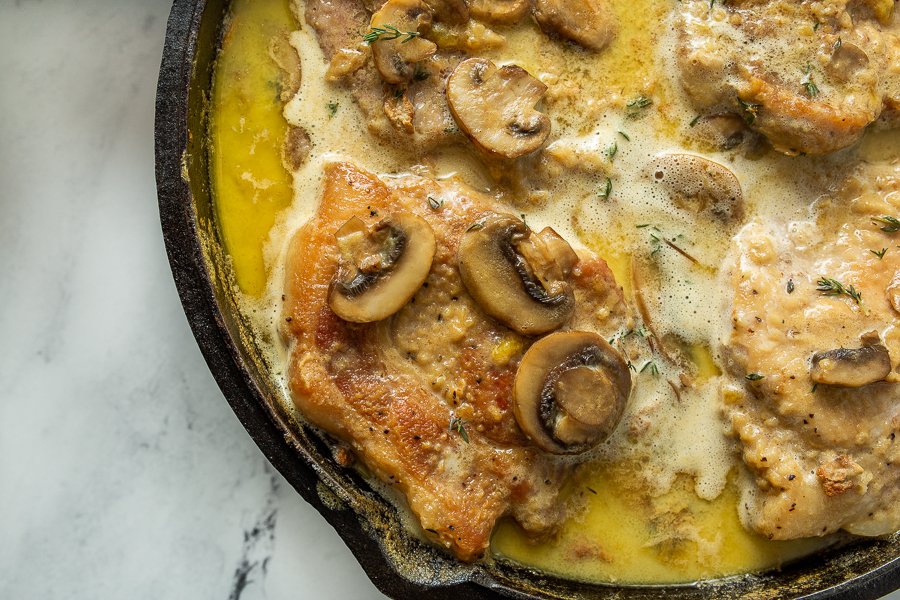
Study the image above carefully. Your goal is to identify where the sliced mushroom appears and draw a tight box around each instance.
[810,331,893,387]
[533,0,618,52]
[423,0,469,23]
[268,32,302,102]
[447,58,551,159]
[466,0,533,26]
[282,126,311,171]
[649,154,744,225]
[513,330,631,454]
[328,212,436,322]
[827,42,870,83]
[690,113,752,150]
[458,212,576,335]
[370,0,437,84]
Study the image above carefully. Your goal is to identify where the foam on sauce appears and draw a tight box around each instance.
[211,0,900,585]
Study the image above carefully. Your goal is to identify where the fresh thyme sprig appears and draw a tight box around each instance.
[872,248,888,259]
[363,24,421,45]
[449,416,469,443]
[816,277,868,315]
[873,216,900,233]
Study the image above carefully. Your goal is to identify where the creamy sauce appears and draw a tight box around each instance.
[211,0,900,585]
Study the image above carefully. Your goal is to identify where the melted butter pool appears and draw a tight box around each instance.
[211,0,296,296]
[493,472,830,584]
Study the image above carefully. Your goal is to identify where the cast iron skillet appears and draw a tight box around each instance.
[154,0,900,597]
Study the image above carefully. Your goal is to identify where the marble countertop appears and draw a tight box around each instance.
[0,1,383,597]
[0,1,897,599]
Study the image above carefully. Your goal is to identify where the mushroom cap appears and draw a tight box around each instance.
[458,212,576,336]
[513,330,632,454]
[466,0,533,26]
[370,0,437,84]
[328,212,436,323]
[534,0,618,52]
[810,331,893,387]
[423,0,469,24]
[649,153,744,225]
[827,41,870,83]
[447,58,551,159]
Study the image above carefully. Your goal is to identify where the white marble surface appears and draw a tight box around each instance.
[0,2,898,599]
[0,1,384,598]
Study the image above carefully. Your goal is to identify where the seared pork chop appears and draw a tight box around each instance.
[281,162,629,560]
[677,0,900,155]
[724,160,900,538]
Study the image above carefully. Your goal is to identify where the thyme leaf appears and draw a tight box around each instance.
[412,63,430,81]
[449,416,469,443]
[607,141,618,159]
[427,196,443,210]
[873,216,900,233]
[872,248,888,259]
[466,220,485,232]
[737,97,761,126]
[802,64,819,98]
[746,373,765,381]
[626,96,653,118]
[327,102,339,119]
[598,177,612,199]
[640,361,660,375]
